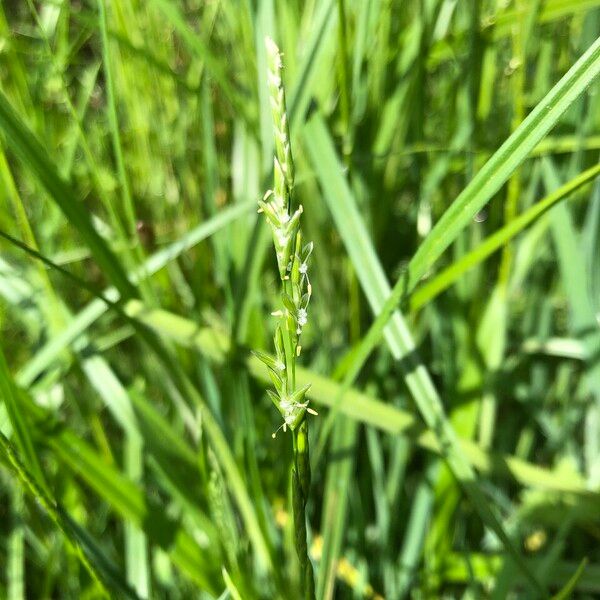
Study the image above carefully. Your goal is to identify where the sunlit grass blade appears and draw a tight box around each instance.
[221,567,243,600]
[7,487,24,600]
[124,433,150,599]
[396,464,435,596]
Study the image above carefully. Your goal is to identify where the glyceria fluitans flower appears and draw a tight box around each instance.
[253,36,316,600]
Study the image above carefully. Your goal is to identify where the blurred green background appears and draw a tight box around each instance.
[1,0,600,598]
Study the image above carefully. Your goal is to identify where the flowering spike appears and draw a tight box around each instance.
[260,35,316,598]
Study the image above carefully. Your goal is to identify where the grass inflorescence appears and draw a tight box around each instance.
[254,36,317,599]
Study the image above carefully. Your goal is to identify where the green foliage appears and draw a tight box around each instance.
[0,1,600,598]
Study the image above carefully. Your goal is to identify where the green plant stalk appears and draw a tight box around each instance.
[255,37,316,599]
[293,421,315,598]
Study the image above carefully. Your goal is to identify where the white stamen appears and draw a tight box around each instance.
[297,308,308,327]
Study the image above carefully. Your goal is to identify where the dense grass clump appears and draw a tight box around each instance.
[1,1,600,598]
